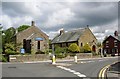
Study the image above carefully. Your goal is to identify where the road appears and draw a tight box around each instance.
[2,57,119,78]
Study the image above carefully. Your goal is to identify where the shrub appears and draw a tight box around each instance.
[0,55,7,62]
[68,43,80,53]
[82,43,91,53]
[54,46,68,58]
[43,49,52,54]
[4,43,17,55]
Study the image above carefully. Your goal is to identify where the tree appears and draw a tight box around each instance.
[17,25,30,32]
[4,43,17,55]
[3,27,16,43]
[97,42,102,48]
[83,43,91,53]
[68,43,80,53]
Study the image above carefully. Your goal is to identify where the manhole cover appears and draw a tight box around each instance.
[8,66,16,68]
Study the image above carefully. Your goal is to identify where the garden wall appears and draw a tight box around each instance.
[9,53,101,62]
[9,54,50,62]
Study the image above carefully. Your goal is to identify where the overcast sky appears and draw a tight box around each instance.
[1,0,119,41]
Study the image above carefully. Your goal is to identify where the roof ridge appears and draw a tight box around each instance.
[66,28,84,33]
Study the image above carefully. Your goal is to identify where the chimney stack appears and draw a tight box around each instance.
[31,21,35,26]
[114,31,118,38]
[87,25,89,27]
[60,28,64,35]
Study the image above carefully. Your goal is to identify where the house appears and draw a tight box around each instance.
[102,31,120,56]
[15,21,49,54]
[52,26,98,53]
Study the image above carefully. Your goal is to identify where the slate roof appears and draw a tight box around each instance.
[52,28,85,44]
[118,36,120,40]
[103,35,120,43]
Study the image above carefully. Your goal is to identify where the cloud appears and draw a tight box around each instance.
[44,8,75,28]
[1,2,118,41]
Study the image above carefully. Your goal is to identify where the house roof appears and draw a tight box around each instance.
[52,28,85,44]
[103,35,120,43]
[16,26,49,40]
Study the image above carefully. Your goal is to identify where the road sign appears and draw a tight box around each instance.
[20,48,25,54]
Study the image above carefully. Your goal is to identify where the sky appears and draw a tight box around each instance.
[1,0,119,41]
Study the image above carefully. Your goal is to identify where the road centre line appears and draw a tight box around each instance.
[57,66,86,77]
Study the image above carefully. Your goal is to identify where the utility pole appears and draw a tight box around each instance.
[101,26,104,58]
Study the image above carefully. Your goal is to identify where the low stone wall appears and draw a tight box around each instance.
[76,53,92,58]
[9,54,50,62]
[9,53,101,62]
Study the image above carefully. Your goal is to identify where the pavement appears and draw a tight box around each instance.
[106,61,120,79]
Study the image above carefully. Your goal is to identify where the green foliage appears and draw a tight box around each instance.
[82,43,91,53]
[4,43,17,55]
[55,46,68,58]
[43,49,52,54]
[3,27,16,43]
[0,55,7,62]
[17,25,30,32]
[68,43,80,53]
[97,42,102,48]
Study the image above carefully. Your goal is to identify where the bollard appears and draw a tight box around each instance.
[52,55,56,64]
[74,55,77,63]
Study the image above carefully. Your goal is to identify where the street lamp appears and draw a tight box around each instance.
[100,27,104,57]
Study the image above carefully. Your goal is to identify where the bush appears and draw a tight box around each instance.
[55,46,68,58]
[4,43,18,55]
[82,43,91,53]
[68,43,80,53]
[43,49,52,54]
[0,55,7,62]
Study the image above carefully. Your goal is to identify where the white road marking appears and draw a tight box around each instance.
[87,61,94,63]
[57,66,86,77]
[99,60,104,61]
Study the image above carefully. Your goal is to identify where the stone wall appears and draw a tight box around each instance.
[9,53,101,62]
[76,53,101,58]
[9,54,50,62]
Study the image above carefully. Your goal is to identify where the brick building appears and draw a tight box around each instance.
[102,31,120,56]
[52,26,98,53]
[15,21,49,54]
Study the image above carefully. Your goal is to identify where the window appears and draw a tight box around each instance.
[114,40,117,47]
[106,41,109,48]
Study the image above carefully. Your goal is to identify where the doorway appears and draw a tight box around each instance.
[92,45,96,52]
[37,41,40,50]
[23,39,31,53]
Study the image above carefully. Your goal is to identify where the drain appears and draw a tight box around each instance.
[8,66,16,68]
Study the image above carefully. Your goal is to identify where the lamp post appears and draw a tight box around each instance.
[101,27,104,58]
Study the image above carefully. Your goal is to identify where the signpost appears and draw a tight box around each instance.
[20,48,25,54]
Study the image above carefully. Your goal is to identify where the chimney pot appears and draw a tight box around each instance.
[31,21,35,26]
[114,31,118,37]
[60,28,64,35]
